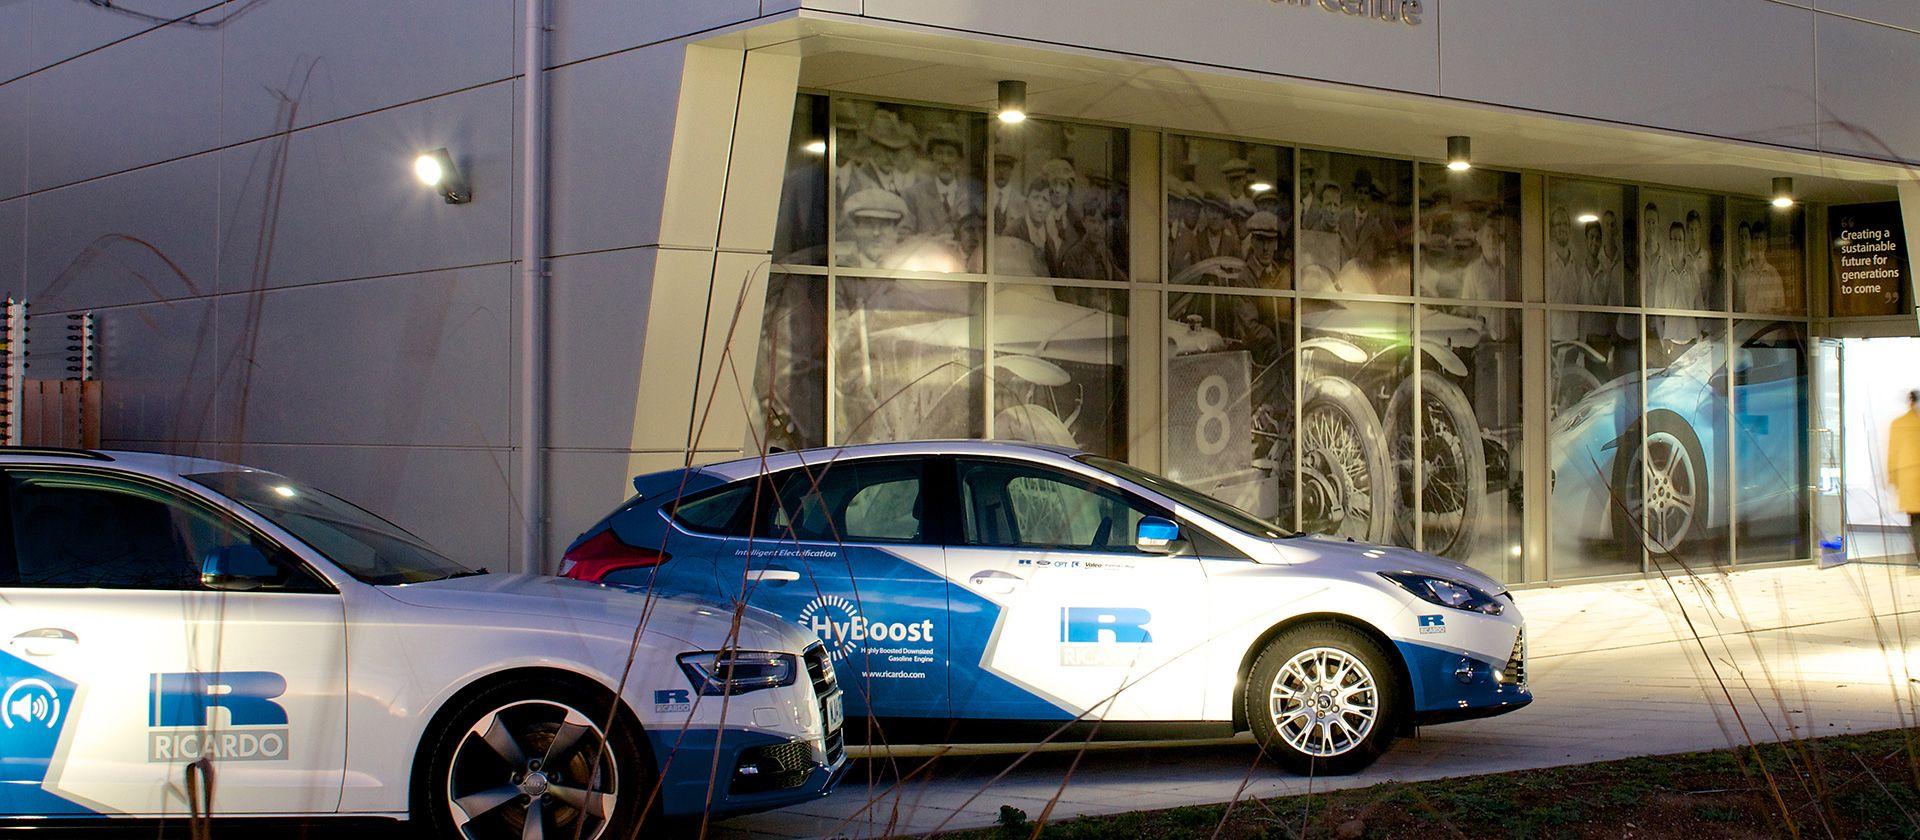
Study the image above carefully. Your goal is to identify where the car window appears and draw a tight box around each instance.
[668,483,752,534]
[956,459,1167,552]
[1,470,320,592]
[766,459,926,544]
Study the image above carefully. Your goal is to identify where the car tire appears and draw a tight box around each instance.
[1611,412,1709,558]
[1244,623,1402,776]
[414,678,655,840]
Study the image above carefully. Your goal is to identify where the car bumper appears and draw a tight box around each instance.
[1395,630,1533,724]
[648,727,848,819]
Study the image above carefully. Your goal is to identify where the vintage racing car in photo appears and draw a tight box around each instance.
[563,440,1531,773]
[0,449,844,838]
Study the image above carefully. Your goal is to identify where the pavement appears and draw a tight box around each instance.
[712,560,1920,838]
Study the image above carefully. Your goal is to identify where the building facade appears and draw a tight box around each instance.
[2,0,1917,583]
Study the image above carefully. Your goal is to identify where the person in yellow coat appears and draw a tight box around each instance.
[1892,389,1920,557]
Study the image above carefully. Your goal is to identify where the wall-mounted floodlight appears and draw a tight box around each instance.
[1446,135,1471,171]
[414,148,470,204]
[1771,176,1795,208]
[997,80,1028,125]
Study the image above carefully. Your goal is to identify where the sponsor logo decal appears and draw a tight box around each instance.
[797,594,937,679]
[1058,607,1153,667]
[1,652,90,815]
[2,679,61,731]
[147,672,290,762]
[1417,614,1447,634]
[652,689,691,714]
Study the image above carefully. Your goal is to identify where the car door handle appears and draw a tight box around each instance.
[9,628,78,657]
[968,569,1023,595]
[748,569,801,584]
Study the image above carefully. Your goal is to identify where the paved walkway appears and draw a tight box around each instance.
[715,561,1920,838]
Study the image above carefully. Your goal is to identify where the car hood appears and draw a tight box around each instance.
[1270,535,1508,594]
[379,573,808,653]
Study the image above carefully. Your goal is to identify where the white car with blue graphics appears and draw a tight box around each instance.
[0,449,845,836]
[562,440,1530,773]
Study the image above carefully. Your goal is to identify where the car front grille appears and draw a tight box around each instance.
[803,643,844,764]
[1504,630,1528,689]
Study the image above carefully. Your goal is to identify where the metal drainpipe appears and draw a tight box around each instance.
[517,0,549,573]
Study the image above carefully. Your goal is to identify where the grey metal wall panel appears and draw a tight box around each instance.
[0,4,31,82]
[219,0,517,146]
[90,296,223,444]
[0,82,24,201]
[1438,0,1819,151]
[25,10,220,190]
[860,0,1441,96]
[545,449,639,561]
[25,152,219,312]
[546,247,657,451]
[216,81,514,294]
[0,199,23,297]
[1817,12,1920,162]
[26,1,218,71]
[212,265,513,448]
[548,0,760,67]
[207,441,516,573]
[1817,0,1920,32]
[548,43,686,257]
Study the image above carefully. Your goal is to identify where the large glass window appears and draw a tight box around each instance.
[993,119,1128,280]
[1548,310,1644,577]
[834,99,986,272]
[1642,316,1731,570]
[1297,151,1413,296]
[1164,292,1294,525]
[1546,179,1631,307]
[1418,164,1521,301]
[1732,320,1810,562]
[1167,135,1292,288]
[773,93,829,265]
[1640,190,1723,312]
[755,273,828,452]
[762,93,1818,585]
[992,285,1128,458]
[1412,306,1524,580]
[1300,300,1411,546]
[832,277,984,444]
[1730,200,1805,315]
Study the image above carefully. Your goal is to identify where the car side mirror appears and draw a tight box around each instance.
[1135,516,1181,554]
[201,545,283,591]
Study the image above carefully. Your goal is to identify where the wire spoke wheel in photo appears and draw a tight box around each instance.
[1300,377,1391,542]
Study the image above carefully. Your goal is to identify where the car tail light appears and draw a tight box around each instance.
[560,529,668,583]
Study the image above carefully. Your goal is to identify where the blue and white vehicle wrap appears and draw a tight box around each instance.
[0,450,843,830]
[567,441,1530,746]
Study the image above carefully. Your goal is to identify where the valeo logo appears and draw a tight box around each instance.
[798,594,935,662]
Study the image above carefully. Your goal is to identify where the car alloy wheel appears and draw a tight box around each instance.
[446,699,617,840]
[1268,647,1379,758]
[1635,429,1699,552]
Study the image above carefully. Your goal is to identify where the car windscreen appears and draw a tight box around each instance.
[1074,455,1293,540]
[187,471,477,585]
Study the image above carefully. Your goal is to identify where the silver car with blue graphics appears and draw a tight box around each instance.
[563,440,1529,773]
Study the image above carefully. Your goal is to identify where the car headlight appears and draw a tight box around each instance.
[677,650,798,696]
[1379,572,1505,616]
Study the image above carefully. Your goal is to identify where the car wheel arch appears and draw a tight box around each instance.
[1230,613,1413,734]
[405,665,651,810]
